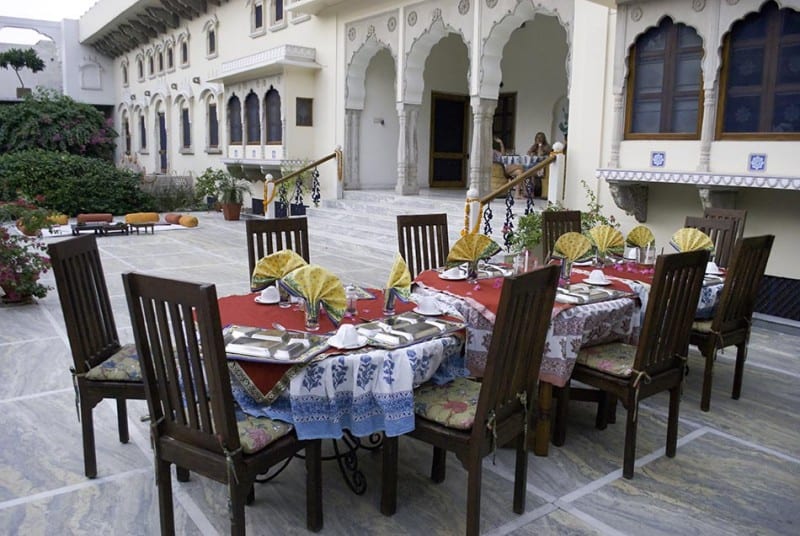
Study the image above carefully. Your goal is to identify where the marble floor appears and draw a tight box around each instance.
[1,190,798,535]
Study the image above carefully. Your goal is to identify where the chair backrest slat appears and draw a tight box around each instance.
[48,235,121,373]
[124,273,238,454]
[703,207,747,243]
[397,214,450,279]
[474,265,559,433]
[635,250,709,374]
[684,216,737,268]
[542,211,581,261]
[712,235,774,333]
[246,217,310,278]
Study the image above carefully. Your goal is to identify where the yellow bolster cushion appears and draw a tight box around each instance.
[178,215,198,228]
[164,213,182,224]
[48,214,69,225]
[125,212,160,224]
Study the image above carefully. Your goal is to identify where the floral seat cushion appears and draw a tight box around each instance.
[413,377,481,430]
[85,344,142,382]
[692,319,713,333]
[576,343,636,378]
[236,410,293,454]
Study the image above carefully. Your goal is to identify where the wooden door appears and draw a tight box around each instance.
[429,92,468,188]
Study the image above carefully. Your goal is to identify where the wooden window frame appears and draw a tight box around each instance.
[245,92,261,145]
[296,97,312,127]
[624,20,704,140]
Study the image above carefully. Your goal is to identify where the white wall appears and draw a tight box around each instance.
[60,19,115,106]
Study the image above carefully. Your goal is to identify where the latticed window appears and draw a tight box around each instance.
[245,92,261,144]
[265,88,282,143]
[625,18,703,138]
[718,1,800,137]
[229,96,242,144]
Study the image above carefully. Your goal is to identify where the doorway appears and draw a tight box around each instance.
[429,92,468,188]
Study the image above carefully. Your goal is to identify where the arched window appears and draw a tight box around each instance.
[139,113,147,151]
[228,95,242,144]
[181,104,192,150]
[718,2,800,137]
[122,64,128,86]
[181,41,189,66]
[148,54,154,77]
[625,18,703,138]
[166,45,174,70]
[123,116,131,154]
[265,88,282,143]
[137,58,144,80]
[245,91,261,145]
[157,51,164,72]
[208,30,216,56]
[208,101,219,149]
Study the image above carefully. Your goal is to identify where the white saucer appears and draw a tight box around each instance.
[439,270,466,281]
[413,307,443,316]
[705,270,724,276]
[328,335,368,350]
[583,278,612,286]
[573,260,594,266]
[254,295,280,305]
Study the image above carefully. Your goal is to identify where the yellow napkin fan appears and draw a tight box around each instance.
[251,250,308,292]
[385,253,412,301]
[671,228,714,252]
[282,264,346,325]
[626,225,655,248]
[553,232,592,262]
[588,225,624,255]
[446,233,501,265]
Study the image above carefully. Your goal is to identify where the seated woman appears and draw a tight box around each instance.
[525,132,552,198]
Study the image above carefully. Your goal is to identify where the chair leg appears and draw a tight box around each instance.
[115,398,130,443]
[513,434,527,515]
[595,391,609,430]
[622,396,639,480]
[305,440,323,532]
[666,385,681,459]
[700,347,716,412]
[229,483,247,536]
[176,466,190,482]
[552,384,569,447]
[732,341,748,400]
[380,435,398,516]
[431,446,447,483]
[607,395,618,424]
[80,393,97,479]
[465,456,483,536]
[245,484,255,506]
[156,458,175,536]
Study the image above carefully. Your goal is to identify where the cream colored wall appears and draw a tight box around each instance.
[360,48,399,189]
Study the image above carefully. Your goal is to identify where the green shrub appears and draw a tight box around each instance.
[0,149,154,215]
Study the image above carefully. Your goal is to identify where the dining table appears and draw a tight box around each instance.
[412,260,725,456]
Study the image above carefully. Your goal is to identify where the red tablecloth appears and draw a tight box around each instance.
[219,289,417,395]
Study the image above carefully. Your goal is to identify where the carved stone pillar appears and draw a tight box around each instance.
[469,97,496,198]
[396,103,420,195]
[698,88,717,172]
[608,91,624,168]
[344,108,361,190]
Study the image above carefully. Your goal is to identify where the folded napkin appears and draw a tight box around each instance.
[385,253,412,302]
[670,227,713,252]
[446,233,501,266]
[553,232,592,262]
[282,264,346,325]
[589,225,624,256]
[626,225,655,248]
[251,250,308,292]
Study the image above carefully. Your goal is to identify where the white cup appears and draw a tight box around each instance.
[261,286,279,302]
[336,324,359,346]
[706,261,720,274]
[416,296,440,314]
[587,269,609,284]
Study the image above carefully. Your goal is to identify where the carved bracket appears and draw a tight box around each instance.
[608,181,649,223]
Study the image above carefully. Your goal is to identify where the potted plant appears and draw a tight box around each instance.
[216,172,251,221]
[0,199,51,303]
[195,167,223,210]
[0,48,45,99]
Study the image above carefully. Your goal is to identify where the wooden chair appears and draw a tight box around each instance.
[703,207,747,243]
[542,210,581,261]
[48,235,144,479]
[122,273,323,535]
[245,217,310,278]
[381,264,560,536]
[554,250,708,479]
[684,215,737,268]
[689,235,774,411]
[396,213,450,279]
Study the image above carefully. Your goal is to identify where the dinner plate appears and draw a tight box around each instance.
[328,335,368,350]
[413,307,443,316]
[582,278,612,286]
[254,295,280,305]
[439,270,467,281]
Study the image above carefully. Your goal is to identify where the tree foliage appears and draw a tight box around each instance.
[0,149,154,216]
[0,88,117,159]
[0,48,45,88]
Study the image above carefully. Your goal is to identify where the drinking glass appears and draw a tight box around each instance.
[278,282,291,309]
[304,300,320,331]
[383,289,396,316]
[345,285,359,317]
[466,260,479,283]
[559,259,573,288]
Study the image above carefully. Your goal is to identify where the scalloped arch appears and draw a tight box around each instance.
[346,37,394,110]
[403,18,467,104]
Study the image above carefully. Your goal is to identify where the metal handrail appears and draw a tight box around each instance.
[478,154,555,205]
[262,148,343,215]
[267,149,342,187]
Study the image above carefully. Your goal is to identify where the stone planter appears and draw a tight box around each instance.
[221,203,242,221]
